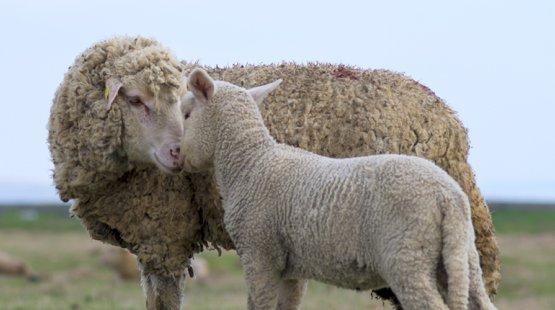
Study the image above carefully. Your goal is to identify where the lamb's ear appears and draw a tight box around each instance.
[188,68,214,103]
[248,79,282,107]
[104,77,123,111]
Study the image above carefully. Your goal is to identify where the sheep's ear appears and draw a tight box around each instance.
[248,79,282,107]
[188,68,214,103]
[105,77,123,111]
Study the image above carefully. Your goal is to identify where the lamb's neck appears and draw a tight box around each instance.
[213,105,276,194]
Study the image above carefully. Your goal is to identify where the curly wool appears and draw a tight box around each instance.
[187,63,500,295]
[48,37,200,277]
[49,36,183,200]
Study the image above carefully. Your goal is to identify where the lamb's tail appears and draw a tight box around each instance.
[441,191,471,310]
[468,230,498,309]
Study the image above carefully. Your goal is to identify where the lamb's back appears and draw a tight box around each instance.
[265,151,461,259]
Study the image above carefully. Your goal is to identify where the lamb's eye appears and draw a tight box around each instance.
[184,112,191,120]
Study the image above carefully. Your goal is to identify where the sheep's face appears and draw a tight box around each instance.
[123,83,185,174]
[106,76,186,174]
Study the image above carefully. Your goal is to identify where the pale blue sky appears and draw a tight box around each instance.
[0,0,553,202]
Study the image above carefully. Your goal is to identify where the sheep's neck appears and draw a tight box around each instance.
[213,103,275,196]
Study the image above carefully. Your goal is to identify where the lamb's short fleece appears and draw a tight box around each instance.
[180,69,496,310]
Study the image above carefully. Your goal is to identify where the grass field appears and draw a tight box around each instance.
[0,208,554,309]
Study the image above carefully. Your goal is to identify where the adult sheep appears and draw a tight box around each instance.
[48,36,194,310]
[48,36,500,309]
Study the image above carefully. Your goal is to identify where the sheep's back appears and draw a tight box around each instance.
[204,63,468,161]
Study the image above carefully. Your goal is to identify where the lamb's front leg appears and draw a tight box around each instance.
[240,253,281,310]
[276,279,307,310]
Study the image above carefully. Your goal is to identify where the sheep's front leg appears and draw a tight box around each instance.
[240,253,281,310]
[139,263,185,310]
[276,279,307,310]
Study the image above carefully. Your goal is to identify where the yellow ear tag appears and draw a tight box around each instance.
[104,87,110,101]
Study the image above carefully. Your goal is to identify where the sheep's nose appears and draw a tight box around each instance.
[169,145,180,160]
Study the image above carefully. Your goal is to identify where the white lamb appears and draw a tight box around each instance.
[179,68,496,310]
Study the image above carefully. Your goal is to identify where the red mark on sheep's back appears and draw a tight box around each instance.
[414,81,437,97]
[331,66,359,80]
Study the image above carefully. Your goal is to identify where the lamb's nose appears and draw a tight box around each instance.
[170,145,180,160]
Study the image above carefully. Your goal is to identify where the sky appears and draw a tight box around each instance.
[0,0,553,203]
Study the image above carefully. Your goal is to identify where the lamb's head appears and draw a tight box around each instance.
[179,68,281,172]
[48,36,186,200]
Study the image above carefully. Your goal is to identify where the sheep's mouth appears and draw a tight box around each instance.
[152,152,182,174]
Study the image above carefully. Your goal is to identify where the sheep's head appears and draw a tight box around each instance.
[48,36,186,200]
[180,68,280,172]
[105,62,185,174]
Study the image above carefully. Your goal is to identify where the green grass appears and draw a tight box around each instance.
[0,209,82,232]
[491,209,555,234]
[2,207,553,234]
[0,207,553,309]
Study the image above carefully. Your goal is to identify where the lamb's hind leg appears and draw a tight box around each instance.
[381,245,446,310]
[276,279,308,310]
[387,274,447,310]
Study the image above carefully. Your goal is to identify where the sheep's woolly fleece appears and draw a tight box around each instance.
[48,40,500,296]
[185,63,500,295]
[48,37,199,277]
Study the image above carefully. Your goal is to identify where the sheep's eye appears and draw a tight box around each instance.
[128,96,143,106]
[184,112,191,120]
